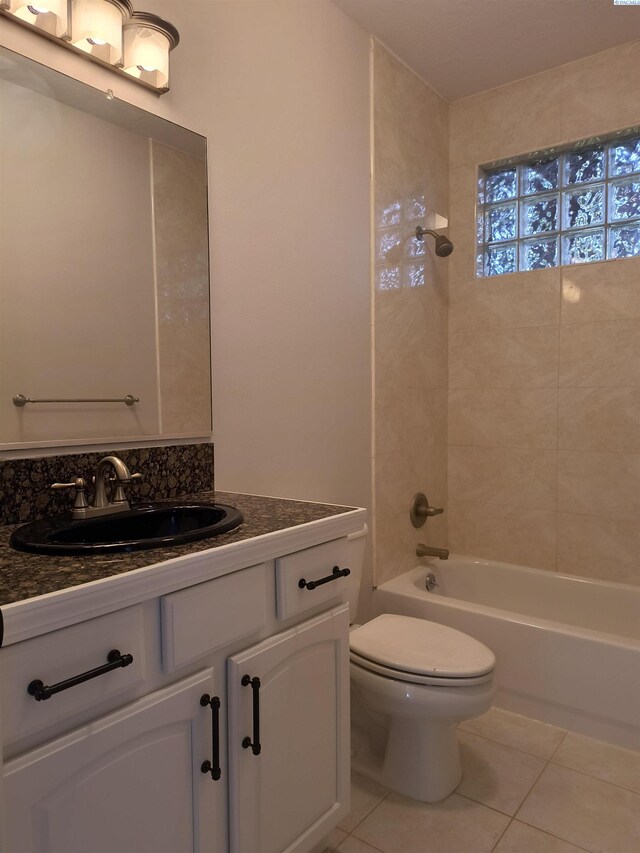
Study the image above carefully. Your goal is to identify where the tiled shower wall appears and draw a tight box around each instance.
[447,42,640,584]
[153,142,212,436]
[373,42,449,586]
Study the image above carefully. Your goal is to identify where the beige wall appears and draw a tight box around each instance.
[447,42,640,585]
[373,42,449,586]
[0,3,372,521]
[188,0,372,511]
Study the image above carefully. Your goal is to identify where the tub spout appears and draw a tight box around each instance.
[417,543,449,560]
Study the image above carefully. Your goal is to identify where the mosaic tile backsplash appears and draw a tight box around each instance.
[0,443,214,526]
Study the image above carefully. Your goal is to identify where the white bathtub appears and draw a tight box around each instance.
[374,556,640,751]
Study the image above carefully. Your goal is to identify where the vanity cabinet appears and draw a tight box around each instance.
[0,531,356,853]
[3,670,218,853]
[228,607,349,853]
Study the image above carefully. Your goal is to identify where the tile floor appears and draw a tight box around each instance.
[325,707,640,853]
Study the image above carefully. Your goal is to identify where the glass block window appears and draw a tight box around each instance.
[477,133,640,276]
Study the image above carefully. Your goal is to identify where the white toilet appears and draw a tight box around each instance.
[346,530,495,803]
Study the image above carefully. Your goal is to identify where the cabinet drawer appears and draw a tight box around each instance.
[161,563,269,672]
[276,537,350,619]
[1,605,147,746]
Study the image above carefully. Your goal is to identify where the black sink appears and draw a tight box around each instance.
[9,503,244,556]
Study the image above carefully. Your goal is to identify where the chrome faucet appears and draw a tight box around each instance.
[416,543,449,560]
[51,454,141,519]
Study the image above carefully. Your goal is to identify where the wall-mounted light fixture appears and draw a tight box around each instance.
[123,11,178,90]
[0,0,179,92]
[70,0,131,66]
[0,0,69,38]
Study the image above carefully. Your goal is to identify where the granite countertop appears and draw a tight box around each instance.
[0,491,356,607]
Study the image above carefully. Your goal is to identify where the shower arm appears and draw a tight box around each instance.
[415,227,437,240]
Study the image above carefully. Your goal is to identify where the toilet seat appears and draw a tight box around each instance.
[350,614,495,686]
[350,651,493,687]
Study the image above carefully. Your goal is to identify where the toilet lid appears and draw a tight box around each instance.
[350,614,495,679]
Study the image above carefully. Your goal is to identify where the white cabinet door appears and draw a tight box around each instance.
[228,604,350,853]
[3,669,223,853]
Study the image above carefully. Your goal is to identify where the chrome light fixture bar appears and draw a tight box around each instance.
[0,0,179,92]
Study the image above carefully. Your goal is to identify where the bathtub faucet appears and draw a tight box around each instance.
[416,543,449,560]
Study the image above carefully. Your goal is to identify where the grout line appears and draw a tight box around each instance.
[339,785,391,836]
[458,726,566,762]
[547,755,640,797]
[513,726,559,822]
[448,437,636,445]
[547,728,569,761]
[449,320,563,336]
[488,816,514,853]
[515,814,598,853]
[341,829,386,853]
[448,494,631,522]
[511,750,552,822]
[510,819,594,853]
[455,790,522,821]
[454,789,516,818]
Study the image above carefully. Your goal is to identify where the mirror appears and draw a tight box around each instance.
[0,45,212,451]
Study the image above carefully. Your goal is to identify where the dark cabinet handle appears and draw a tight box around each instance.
[298,565,350,591]
[200,694,221,781]
[241,674,261,756]
[27,649,134,702]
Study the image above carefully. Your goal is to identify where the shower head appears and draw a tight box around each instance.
[433,234,454,257]
[415,226,454,257]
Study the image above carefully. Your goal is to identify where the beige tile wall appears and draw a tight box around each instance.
[448,42,640,584]
[152,141,212,436]
[373,42,449,586]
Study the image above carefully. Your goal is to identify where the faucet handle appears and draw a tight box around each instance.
[92,471,143,484]
[424,505,443,516]
[51,477,86,491]
[410,493,444,528]
[51,478,90,512]
[111,472,143,505]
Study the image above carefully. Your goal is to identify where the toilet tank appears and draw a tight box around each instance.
[346,524,368,620]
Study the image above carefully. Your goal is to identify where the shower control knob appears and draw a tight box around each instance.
[410,493,444,528]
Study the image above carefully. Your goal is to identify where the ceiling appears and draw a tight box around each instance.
[334,0,640,101]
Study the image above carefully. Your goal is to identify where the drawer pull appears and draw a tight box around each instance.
[298,565,350,591]
[27,649,134,702]
[200,694,222,781]
[241,674,261,756]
